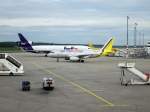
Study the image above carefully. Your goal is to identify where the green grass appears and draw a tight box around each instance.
[0,47,22,53]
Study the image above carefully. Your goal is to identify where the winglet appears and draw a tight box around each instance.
[88,42,98,50]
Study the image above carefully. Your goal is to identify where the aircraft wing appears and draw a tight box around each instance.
[68,52,94,59]
[75,54,89,59]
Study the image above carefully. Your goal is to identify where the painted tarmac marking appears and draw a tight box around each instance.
[91,90,105,92]
[33,63,117,107]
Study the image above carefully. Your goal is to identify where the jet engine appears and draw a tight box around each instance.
[69,57,79,61]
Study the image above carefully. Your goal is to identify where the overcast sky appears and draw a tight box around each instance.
[0,0,149,45]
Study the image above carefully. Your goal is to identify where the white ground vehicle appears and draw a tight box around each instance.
[42,77,54,90]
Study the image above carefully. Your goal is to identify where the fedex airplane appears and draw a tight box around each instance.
[47,37,114,62]
[18,33,89,56]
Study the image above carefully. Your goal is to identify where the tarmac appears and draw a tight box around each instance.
[0,53,150,112]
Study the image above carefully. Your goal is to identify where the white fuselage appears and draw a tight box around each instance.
[41,37,112,62]
[32,45,89,52]
[48,48,101,59]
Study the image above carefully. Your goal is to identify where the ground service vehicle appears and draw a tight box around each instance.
[42,77,54,90]
[22,81,30,91]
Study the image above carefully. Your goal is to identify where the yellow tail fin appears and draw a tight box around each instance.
[101,37,114,56]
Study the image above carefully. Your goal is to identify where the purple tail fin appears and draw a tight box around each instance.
[18,33,33,51]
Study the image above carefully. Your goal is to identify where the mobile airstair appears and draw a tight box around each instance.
[118,62,150,85]
[0,53,24,76]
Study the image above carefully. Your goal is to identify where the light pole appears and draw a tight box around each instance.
[126,16,129,58]
[143,33,145,48]
[134,23,138,49]
[139,32,141,47]
[125,16,130,67]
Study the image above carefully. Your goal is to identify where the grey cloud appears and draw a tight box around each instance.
[0,0,149,44]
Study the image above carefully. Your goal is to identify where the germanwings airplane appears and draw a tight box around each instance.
[18,33,89,56]
[47,37,114,62]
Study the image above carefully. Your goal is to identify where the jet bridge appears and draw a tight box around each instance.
[0,53,24,75]
[118,62,150,85]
